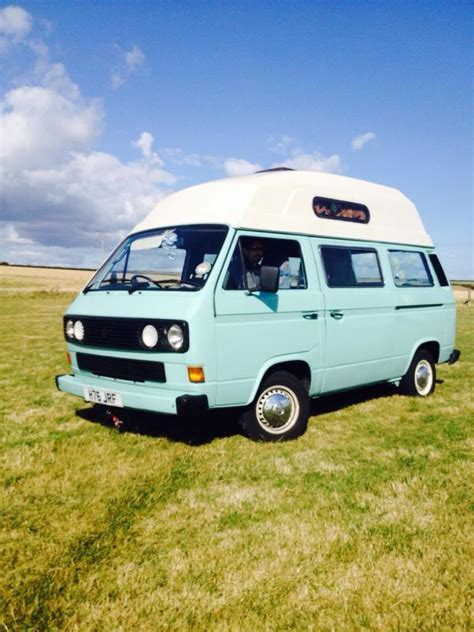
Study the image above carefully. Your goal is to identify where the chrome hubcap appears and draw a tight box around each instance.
[415,360,433,395]
[256,386,300,434]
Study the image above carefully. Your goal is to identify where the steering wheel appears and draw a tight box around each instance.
[130,274,162,288]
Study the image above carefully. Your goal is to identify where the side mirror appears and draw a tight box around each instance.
[260,265,279,293]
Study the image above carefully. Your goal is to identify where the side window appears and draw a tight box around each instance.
[321,246,383,287]
[223,236,307,290]
[313,196,369,224]
[429,254,450,287]
[389,251,433,287]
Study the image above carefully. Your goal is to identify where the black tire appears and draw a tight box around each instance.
[238,371,310,442]
[399,350,436,397]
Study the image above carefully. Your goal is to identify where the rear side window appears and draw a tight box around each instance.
[389,251,433,287]
[313,196,370,224]
[429,254,450,286]
[321,246,383,287]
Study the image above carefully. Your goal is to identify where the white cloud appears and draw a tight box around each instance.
[0,33,176,264]
[133,131,165,166]
[40,62,81,100]
[0,5,32,52]
[277,150,342,173]
[267,134,296,154]
[351,131,376,150]
[112,45,145,89]
[160,139,342,178]
[0,5,348,268]
[161,148,223,169]
[0,85,102,170]
[134,131,154,158]
[0,223,34,244]
[125,45,145,71]
[223,158,262,177]
[219,145,342,178]
[111,73,123,89]
[267,134,343,173]
[1,148,176,252]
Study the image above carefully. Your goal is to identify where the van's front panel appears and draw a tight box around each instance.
[58,296,218,414]
[57,224,235,415]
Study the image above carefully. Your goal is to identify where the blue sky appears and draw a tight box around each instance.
[0,0,472,277]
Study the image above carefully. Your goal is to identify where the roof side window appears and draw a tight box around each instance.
[313,196,370,224]
[389,250,434,287]
[321,246,383,287]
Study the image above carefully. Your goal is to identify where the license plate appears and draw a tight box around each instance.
[84,387,124,407]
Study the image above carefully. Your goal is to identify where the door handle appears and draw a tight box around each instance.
[302,312,318,320]
[330,310,344,320]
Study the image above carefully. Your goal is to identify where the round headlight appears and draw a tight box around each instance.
[167,324,184,350]
[66,319,75,339]
[141,324,159,348]
[73,320,85,341]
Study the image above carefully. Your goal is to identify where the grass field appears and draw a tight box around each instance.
[0,268,473,630]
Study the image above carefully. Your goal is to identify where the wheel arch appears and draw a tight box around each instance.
[248,358,311,404]
[419,341,440,364]
[415,340,440,363]
[403,340,440,376]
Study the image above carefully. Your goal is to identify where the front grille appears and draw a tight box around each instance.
[77,353,166,383]
[64,316,188,352]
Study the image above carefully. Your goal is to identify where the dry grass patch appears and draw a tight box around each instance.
[0,289,472,630]
[0,265,92,292]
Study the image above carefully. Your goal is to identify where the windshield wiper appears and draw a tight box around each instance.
[84,281,132,293]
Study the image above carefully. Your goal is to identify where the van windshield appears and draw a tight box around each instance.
[84,224,228,293]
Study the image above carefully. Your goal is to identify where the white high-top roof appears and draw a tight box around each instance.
[132,170,433,247]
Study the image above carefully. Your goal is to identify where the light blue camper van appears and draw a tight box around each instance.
[56,169,460,441]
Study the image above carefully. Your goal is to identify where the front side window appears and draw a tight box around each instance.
[321,246,383,287]
[389,250,433,287]
[224,236,307,290]
[85,224,228,292]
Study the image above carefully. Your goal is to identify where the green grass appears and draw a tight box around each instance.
[0,285,473,630]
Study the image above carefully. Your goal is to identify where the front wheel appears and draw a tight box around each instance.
[238,371,310,441]
[399,350,436,397]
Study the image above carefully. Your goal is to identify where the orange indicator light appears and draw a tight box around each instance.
[66,352,71,365]
[187,366,205,383]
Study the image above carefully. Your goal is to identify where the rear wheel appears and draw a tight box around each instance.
[400,350,436,397]
[239,371,310,441]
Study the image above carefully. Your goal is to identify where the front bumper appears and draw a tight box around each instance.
[56,373,209,416]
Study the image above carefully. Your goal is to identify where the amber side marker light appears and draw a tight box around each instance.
[187,366,205,383]
[66,352,71,365]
